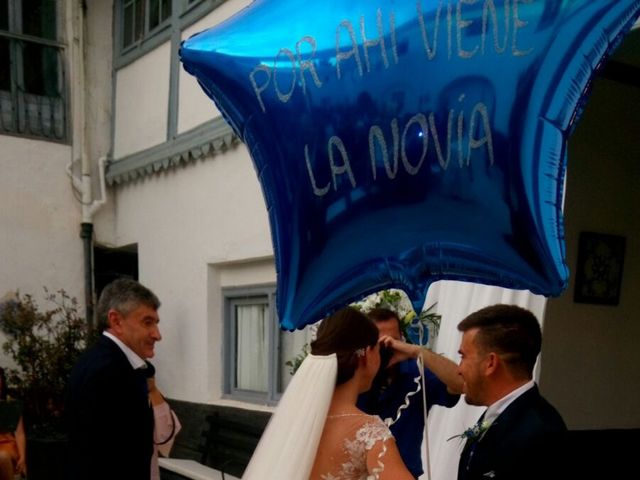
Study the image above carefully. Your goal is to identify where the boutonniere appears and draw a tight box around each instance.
[447,420,493,443]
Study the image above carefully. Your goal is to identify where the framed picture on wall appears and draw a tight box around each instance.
[574,231,626,306]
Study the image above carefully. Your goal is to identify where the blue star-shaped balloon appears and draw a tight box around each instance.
[181,0,640,330]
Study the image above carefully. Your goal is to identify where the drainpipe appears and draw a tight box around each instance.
[79,222,94,326]
[66,0,108,329]
[79,157,108,330]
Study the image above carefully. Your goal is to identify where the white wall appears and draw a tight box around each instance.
[541,74,640,429]
[91,0,276,403]
[113,42,171,158]
[0,136,84,311]
[108,145,273,402]
[178,0,253,134]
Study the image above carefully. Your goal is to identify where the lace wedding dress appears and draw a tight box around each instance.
[242,355,394,480]
[311,414,393,480]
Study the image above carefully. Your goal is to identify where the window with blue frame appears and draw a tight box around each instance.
[0,0,66,141]
[223,286,313,405]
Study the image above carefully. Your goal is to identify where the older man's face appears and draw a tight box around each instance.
[109,304,161,359]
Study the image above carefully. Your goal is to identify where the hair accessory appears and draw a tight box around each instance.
[355,348,365,357]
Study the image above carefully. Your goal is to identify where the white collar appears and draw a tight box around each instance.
[484,379,535,425]
[103,331,147,370]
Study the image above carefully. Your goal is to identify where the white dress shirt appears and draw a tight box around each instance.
[103,331,147,370]
[484,379,535,425]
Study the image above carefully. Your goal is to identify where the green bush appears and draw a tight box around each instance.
[0,289,92,437]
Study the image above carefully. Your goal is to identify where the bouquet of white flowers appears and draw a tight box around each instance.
[351,289,441,346]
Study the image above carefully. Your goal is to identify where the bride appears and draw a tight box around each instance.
[243,307,413,480]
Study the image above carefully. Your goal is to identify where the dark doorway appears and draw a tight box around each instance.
[93,244,139,300]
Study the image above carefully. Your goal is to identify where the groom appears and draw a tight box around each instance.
[456,304,566,480]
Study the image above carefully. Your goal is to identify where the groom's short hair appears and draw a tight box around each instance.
[458,304,541,378]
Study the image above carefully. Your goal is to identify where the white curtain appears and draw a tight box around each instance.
[419,281,546,480]
[237,304,268,391]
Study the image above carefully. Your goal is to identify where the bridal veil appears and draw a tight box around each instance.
[242,353,337,480]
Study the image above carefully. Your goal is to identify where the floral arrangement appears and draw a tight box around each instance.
[351,289,441,346]
[447,420,493,443]
[285,289,440,375]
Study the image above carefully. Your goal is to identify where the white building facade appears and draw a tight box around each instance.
[0,1,84,309]
[1,0,638,446]
[93,0,311,406]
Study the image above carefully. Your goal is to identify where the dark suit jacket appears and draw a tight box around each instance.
[66,335,154,480]
[458,385,567,480]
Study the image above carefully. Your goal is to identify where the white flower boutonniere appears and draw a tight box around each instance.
[447,420,493,443]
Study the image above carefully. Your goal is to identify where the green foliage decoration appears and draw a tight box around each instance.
[284,342,310,376]
[0,289,93,437]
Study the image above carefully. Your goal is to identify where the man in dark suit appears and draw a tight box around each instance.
[456,304,566,480]
[66,278,162,480]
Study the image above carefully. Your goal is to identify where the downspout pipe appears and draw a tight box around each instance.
[66,0,108,329]
[80,222,94,327]
[79,156,108,330]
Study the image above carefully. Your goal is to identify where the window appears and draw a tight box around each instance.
[116,1,227,68]
[121,0,172,50]
[0,0,66,140]
[223,286,313,404]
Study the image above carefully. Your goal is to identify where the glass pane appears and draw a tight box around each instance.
[22,0,57,40]
[22,42,59,96]
[149,0,171,31]
[235,304,268,392]
[278,324,315,393]
[123,3,134,47]
[123,0,144,47]
[0,0,9,31]
[161,0,171,22]
[0,37,9,91]
[134,0,144,39]
[149,0,159,30]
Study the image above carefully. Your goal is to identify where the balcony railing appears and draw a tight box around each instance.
[0,35,67,142]
[0,89,66,141]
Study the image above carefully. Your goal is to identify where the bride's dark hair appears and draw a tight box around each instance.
[311,306,379,385]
